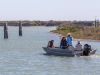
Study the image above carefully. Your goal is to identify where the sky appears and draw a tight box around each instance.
[0,0,100,21]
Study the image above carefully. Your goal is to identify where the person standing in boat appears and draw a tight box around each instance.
[47,40,55,48]
[66,33,73,46]
[60,37,68,49]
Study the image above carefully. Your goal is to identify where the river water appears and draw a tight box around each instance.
[0,26,100,75]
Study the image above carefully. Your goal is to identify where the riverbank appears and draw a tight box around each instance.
[51,26,100,40]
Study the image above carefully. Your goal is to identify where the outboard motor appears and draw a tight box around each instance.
[83,44,91,56]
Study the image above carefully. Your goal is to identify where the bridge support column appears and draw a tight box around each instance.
[4,22,8,39]
[19,21,22,36]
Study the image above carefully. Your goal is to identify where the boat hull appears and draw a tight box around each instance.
[42,47,96,57]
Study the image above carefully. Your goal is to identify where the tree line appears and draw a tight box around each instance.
[0,20,99,27]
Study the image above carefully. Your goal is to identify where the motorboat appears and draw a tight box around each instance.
[42,46,96,57]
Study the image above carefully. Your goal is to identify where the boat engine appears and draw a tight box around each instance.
[83,44,91,56]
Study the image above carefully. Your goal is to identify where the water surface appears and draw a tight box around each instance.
[0,26,100,75]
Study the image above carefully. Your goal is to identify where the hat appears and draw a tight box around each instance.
[67,33,71,37]
[67,33,71,35]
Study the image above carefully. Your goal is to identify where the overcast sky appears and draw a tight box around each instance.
[0,0,100,21]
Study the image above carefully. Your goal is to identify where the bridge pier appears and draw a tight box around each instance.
[19,21,22,36]
[4,22,8,39]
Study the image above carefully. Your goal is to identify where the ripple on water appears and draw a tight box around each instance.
[0,26,100,75]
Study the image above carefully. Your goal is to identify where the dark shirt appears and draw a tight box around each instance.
[48,41,54,48]
[60,39,67,49]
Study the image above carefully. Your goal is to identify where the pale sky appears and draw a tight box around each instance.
[0,0,100,21]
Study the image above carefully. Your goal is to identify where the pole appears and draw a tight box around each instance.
[4,22,8,39]
[19,21,22,36]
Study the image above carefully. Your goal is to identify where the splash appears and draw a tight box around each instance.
[89,54,100,58]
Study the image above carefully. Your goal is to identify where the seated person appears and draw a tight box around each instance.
[60,37,68,49]
[47,40,54,48]
[75,41,82,50]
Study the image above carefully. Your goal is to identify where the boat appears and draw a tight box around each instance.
[42,46,96,57]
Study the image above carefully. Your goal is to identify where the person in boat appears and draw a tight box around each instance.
[60,37,68,49]
[75,41,82,50]
[66,33,73,46]
[47,40,55,48]
[83,44,91,56]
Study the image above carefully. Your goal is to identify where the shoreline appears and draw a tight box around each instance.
[51,31,100,42]
[51,25,100,41]
[0,25,41,26]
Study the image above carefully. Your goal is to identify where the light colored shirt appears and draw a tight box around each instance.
[66,36,72,46]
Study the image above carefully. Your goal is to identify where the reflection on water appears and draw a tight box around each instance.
[0,26,100,75]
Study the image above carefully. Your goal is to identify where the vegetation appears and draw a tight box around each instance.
[0,20,96,26]
[52,25,100,40]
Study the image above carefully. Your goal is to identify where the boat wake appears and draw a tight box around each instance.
[88,54,100,58]
[75,54,100,61]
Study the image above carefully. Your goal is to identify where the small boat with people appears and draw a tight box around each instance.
[43,46,96,57]
[43,33,96,57]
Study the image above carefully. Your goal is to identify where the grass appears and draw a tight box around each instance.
[51,25,100,40]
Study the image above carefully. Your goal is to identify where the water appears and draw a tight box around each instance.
[0,26,100,75]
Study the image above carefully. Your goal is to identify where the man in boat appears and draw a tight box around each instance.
[66,33,73,46]
[47,40,55,48]
[60,37,68,49]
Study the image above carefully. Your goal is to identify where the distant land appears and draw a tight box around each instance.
[51,22,100,40]
[0,20,100,27]
[0,20,100,40]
